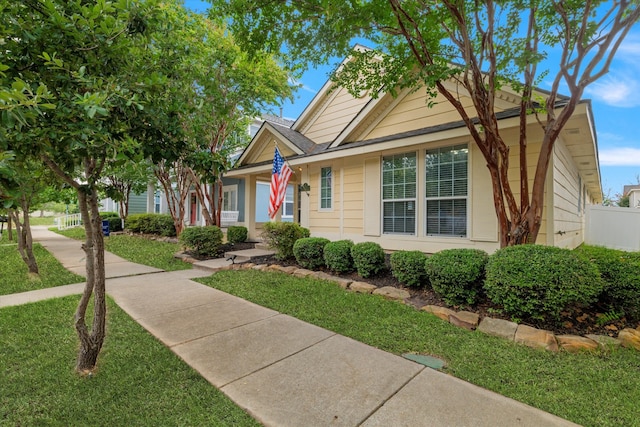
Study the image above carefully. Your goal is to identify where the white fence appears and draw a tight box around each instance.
[54,213,83,230]
[220,210,239,227]
[585,205,640,252]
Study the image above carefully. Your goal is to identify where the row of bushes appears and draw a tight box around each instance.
[261,222,639,323]
[179,225,248,257]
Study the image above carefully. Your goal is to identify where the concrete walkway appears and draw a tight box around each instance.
[1,227,579,426]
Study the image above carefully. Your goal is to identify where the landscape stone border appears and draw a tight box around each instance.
[213,262,640,353]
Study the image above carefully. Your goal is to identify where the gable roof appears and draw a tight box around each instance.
[230,49,601,201]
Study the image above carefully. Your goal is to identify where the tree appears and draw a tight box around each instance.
[104,159,153,219]
[145,10,290,231]
[2,0,194,373]
[213,0,640,246]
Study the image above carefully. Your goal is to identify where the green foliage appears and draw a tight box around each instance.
[0,244,84,296]
[575,245,640,319]
[261,222,310,260]
[125,213,175,237]
[425,249,488,306]
[323,239,355,273]
[293,237,330,270]
[485,245,603,321]
[226,226,248,244]
[179,226,223,258]
[390,250,428,288]
[351,242,386,278]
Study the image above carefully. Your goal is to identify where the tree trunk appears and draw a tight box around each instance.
[7,214,13,241]
[9,200,39,274]
[74,188,107,373]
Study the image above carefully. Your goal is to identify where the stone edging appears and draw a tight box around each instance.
[215,262,640,353]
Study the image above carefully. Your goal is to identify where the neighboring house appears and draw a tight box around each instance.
[623,184,640,208]
[101,114,295,229]
[226,53,602,253]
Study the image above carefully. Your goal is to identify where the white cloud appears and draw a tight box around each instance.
[599,147,640,166]
[288,77,318,95]
[586,75,640,107]
[615,33,640,66]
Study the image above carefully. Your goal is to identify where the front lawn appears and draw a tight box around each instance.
[198,269,640,427]
[55,228,191,271]
[0,243,84,296]
[0,296,259,426]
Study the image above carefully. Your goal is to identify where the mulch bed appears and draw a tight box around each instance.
[179,240,636,338]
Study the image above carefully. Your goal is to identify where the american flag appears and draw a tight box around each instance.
[268,147,293,219]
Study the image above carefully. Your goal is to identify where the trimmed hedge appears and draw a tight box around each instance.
[324,240,355,273]
[125,213,176,237]
[425,249,488,306]
[179,226,223,258]
[293,237,330,270]
[485,245,603,321]
[261,222,310,260]
[390,250,428,288]
[351,242,386,278]
[575,245,640,319]
[226,226,248,244]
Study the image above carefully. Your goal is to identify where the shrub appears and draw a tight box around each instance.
[575,245,640,319]
[351,242,386,278]
[261,222,310,260]
[484,245,603,321]
[324,240,355,273]
[425,249,488,306]
[390,251,428,288]
[179,226,223,258]
[226,226,248,244]
[125,213,175,237]
[293,237,330,270]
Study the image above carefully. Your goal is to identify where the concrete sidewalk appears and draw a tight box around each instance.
[3,227,578,426]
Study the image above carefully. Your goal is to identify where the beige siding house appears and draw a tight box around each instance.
[226,58,602,253]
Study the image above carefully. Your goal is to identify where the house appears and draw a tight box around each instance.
[623,184,640,208]
[226,57,603,253]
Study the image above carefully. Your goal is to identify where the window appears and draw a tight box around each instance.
[154,191,161,214]
[425,144,468,237]
[282,184,294,222]
[382,152,417,234]
[222,185,238,211]
[320,167,332,210]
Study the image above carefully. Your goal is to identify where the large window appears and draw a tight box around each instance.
[382,152,417,234]
[425,144,468,237]
[320,167,332,210]
[222,185,238,211]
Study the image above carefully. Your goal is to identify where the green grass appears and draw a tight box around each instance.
[0,243,84,296]
[0,296,259,426]
[198,270,640,427]
[28,216,58,226]
[55,228,191,271]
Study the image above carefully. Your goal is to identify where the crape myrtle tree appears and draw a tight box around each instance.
[0,159,62,275]
[212,0,640,247]
[3,0,192,373]
[184,19,291,228]
[103,158,153,220]
[148,8,290,232]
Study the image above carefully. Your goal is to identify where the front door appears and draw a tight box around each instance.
[190,194,197,225]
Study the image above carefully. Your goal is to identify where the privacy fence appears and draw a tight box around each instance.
[585,205,640,252]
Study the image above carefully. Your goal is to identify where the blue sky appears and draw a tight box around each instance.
[185,0,640,198]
